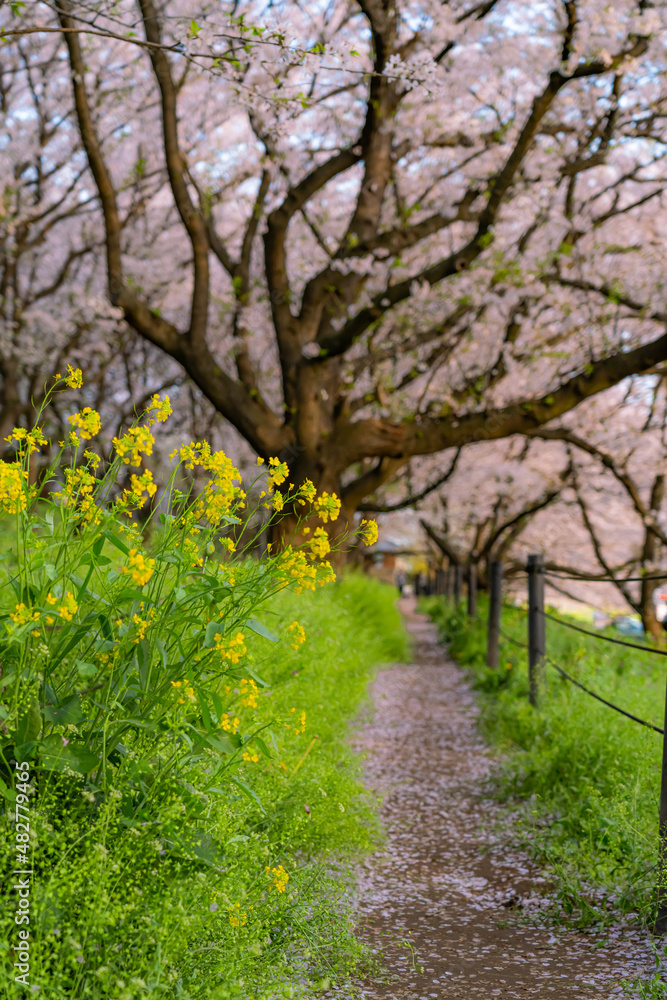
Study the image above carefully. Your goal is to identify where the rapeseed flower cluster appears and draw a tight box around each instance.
[147,393,172,423]
[0,462,27,513]
[68,408,101,441]
[239,678,259,709]
[214,631,247,664]
[62,365,83,389]
[270,490,284,512]
[122,548,155,587]
[116,469,158,512]
[171,681,196,705]
[171,442,246,526]
[5,425,48,454]
[131,613,153,643]
[287,621,306,649]
[63,467,96,500]
[313,491,341,523]
[359,518,379,546]
[10,604,40,626]
[182,535,204,569]
[220,713,240,734]
[267,456,289,488]
[276,546,335,594]
[228,902,252,927]
[307,527,330,560]
[55,592,78,622]
[265,865,289,893]
[298,479,317,504]
[112,425,155,467]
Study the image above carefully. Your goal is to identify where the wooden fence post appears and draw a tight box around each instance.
[655,677,667,932]
[446,565,454,600]
[467,564,477,618]
[527,554,546,707]
[435,568,445,595]
[454,564,463,606]
[486,560,503,669]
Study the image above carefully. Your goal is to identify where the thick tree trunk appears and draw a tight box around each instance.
[639,474,665,642]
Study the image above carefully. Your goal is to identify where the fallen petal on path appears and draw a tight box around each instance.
[326,599,658,1000]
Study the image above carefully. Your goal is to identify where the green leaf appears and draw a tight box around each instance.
[38,737,100,775]
[199,731,240,755]
[241,663,269,689]
[16,697,41,744]
[204,621,223,648]
[43,695,84,726]
[76,660,97,680]
[198,693,213,732]
[102,530,129,556]
[167,828,224,867]
[157,553,182,565]
[210,691,224,722]
[231,777,265,813]
[245,619,279,643]
[251,735,272,759]
[53,617,95,664]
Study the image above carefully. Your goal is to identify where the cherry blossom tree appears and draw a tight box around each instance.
[368,436,573,585]
[5,1,667,539]
[528,380,667,637]
[0,24,196,472]
[395,381,667,636]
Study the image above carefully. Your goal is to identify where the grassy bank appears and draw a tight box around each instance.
[2,575,406,999]
[422,594,663,930]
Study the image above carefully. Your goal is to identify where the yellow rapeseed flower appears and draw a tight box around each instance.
[307,527,330,560]
[265,865,289,893]
[267,457,289,488]
[239,678,259,708]
[146,393,172,423]
[214,632,247,664]
[10,604,40,626]
[63,365,84,389]
[122,548,156,587]
[0,462,27,514]
[5,426,48,455]
[68,408,101,441]
[359,518,379,547]
[112,425,155,466]
[313,491,341,523]
[299,479,317,504]
[287,621,306,649]
[57,592,78,622]
[228,902,250,927]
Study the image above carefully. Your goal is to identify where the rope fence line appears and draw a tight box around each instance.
[545,658,664,735]
[498,612,663,731]
[498,626,528,650]
[545,571,667,584]
[435,552,667,930]
[539,609,667,656]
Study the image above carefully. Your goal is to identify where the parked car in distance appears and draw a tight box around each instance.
[612,615,645,637]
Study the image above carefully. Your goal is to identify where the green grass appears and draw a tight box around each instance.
[421,593,664,931]
[1,575,407,999]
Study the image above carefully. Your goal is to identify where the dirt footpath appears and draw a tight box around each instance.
[340,601,657,999]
